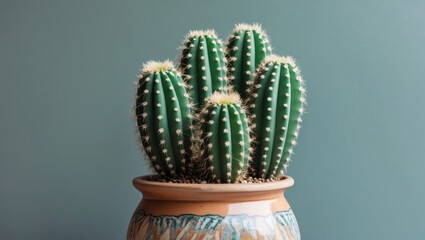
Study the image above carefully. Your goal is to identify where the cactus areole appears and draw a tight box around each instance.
[134,24,306,182]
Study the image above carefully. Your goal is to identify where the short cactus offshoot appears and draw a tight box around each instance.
[248,55,306,179]
[179,30,228,108]
[226,23,272,100]
[135,60,193,177]
[195,92,251,183]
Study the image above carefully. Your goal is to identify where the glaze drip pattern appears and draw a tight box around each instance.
[128,209,300,240]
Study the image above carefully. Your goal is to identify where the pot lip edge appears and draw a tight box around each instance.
[132,175,294,193]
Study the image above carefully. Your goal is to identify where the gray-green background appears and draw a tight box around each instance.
[1,0,424,239]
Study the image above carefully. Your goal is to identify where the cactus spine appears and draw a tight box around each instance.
[135,60,193,177]
[226,24,272,100]
[179,30,228,108]
[196,92,251,183]
[248,55,306,179]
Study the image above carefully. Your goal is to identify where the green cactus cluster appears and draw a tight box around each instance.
[134,24,306,183]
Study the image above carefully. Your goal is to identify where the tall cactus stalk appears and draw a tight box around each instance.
[195,92,251,183]
[135,60,193,177]
[226,23,272,100]
[179,30,228,108]
[248,55,306,179]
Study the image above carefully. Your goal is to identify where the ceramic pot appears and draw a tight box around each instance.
[127,175,300,240]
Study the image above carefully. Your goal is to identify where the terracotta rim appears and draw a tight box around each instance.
[133,175,294,193]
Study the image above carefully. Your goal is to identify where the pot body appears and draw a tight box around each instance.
[127,176,300,240]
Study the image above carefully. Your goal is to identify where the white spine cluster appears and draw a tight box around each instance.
[234,23,267,36]
[142,60,174,73]
[186,29,218,39]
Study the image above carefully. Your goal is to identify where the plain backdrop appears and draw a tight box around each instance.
[1,0,425,239]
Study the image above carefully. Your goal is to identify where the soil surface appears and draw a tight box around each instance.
[144,175,283,184]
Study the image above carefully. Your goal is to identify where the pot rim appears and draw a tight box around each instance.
[133,175,294,193]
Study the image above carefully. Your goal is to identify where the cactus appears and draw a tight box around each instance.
[248,55,306,179]
[179,30,228,108]
[135,60,193,177]
[226,23,272,100]
[134,24,307,182]
[195,92,251,183]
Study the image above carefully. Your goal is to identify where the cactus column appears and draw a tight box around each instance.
[226,23,272,100]
[135,61,193,177]
[196,92,251,183]
[248,56,306,179]
[179,30,228,108]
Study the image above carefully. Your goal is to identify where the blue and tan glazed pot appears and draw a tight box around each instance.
[127,175,300,240]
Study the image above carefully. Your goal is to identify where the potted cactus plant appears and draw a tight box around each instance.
[128,23,306,240]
